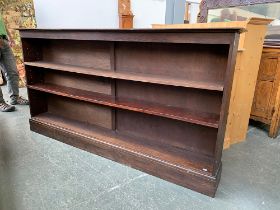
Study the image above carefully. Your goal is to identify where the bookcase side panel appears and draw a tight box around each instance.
[215,33,240,172]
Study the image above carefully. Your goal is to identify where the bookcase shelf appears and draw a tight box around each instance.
[31,112,215,175]
[28,83,220,128]
[20,28,240,197]
[25,61,224,91]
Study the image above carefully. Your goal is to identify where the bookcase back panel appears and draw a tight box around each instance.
[48,95,113,129]
[44,70,113,95]
[26,66,44,85]
[115,42,229,84]
[42,40,111,69]
[28,89,48,117]
[116,80,222,115]
[116,109,217,157]
[21,39,43,62]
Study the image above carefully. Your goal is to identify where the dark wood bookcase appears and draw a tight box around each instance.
[19,28,241,197]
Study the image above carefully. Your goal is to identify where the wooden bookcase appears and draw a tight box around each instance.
[19,29,241,197]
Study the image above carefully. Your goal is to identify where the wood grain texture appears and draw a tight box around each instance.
[118,0,132,15]
[115,42,229,86]
[119,15,134,29]
[224,20,271,147]
[251,46,280,138]
[43,40,111,70]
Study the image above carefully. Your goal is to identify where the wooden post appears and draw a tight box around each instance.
[118,0,134,29]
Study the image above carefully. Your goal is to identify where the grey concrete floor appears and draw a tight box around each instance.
[0,86,280,210]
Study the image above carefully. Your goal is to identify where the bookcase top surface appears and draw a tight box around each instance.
[18,27,244,33]
[19,28,242,45]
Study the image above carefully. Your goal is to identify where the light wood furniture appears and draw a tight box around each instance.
[251,44,280,138]
[19,28,241,197]
[119,14,134,29]
[153,18,271,149]
[118,0,134,29]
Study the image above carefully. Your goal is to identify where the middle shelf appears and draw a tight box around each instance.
[25,61,224,91]
[28,83,220,128]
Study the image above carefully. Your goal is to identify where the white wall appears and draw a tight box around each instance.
[34,0,119,28]
[131,0,166,28]
[189,2,200,23]
[34,0,166,29]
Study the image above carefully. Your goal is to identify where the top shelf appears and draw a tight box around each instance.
[19,28,242,45]
[25,61,224,91]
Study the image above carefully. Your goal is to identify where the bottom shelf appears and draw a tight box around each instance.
[30,112,221,197]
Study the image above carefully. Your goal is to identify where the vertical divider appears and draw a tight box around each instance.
[110,42,117,130]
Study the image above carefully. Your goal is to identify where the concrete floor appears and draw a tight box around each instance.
[0,87,280,210]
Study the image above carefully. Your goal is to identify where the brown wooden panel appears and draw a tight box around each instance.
[116,80,223,115]
[258,56,278,81]
[48,95,113,129]
[115,42,229,84]
[21,38,43,62]
[42,40,111,70]
[44,70,112,95]
[251,81,274,119]
[250,46,280,138]
[25,66,44,85]
[116,110,218,157]
[27,89,48,117]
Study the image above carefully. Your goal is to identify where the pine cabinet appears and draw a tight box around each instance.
[251,45,280,138]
